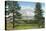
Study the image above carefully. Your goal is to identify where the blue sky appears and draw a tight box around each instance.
[18,1,45,10]
[18,1,45,17]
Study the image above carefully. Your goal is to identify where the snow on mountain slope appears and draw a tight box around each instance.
[18,8,35,19]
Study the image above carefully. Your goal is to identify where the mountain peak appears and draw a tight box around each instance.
[18,8,34,16]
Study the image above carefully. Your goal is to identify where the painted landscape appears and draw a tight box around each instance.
[5,1,45,30]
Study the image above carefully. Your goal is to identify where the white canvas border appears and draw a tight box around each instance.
[0,0,46,31]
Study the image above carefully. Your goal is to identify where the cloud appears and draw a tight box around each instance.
[18,7,35,16]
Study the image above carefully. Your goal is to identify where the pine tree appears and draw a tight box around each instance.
[5,1,22,29]
[34,2,44,28]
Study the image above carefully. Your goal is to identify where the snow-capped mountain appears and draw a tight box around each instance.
[18,8,35,19]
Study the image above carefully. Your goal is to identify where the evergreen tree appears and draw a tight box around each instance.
[34,2,44,28]
[5,1,22,29]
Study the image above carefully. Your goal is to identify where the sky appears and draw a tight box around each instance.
[18,1,45,17]
[18,1,45,10]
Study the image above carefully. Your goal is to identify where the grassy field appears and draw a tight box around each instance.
[6,23,39,30]
[15,24,39,30]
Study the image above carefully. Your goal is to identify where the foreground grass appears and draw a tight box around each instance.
[6,23,39,30]
[15,24,39,30]
[7,23,13,30]
[15,25,32,30]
